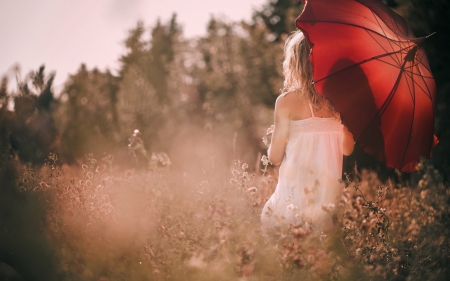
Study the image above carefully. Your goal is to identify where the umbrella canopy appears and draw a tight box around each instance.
[296,0,438,172]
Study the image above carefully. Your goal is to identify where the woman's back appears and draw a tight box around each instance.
[281,91,336,120]
[261,92,344,230]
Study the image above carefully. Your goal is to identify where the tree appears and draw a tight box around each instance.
[253,0,303,41]
[8,66,58,164]
[58,65,120,161]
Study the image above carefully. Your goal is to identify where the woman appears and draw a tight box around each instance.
[261,31,354,231]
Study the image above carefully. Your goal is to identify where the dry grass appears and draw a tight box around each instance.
[12,142,450,280]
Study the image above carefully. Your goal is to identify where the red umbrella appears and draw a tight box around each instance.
[296,0,438,172]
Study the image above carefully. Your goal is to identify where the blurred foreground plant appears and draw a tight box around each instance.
[12,137,449,281]
[335,164,450,280]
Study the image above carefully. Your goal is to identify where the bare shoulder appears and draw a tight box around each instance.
[275,93,292,110]
[276,91,302,109]
[276,91,310,120]
[274,96,290,120]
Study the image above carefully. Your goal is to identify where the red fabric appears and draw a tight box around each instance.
[296,0,437,172]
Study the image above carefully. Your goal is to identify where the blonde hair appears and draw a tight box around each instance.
[282,30,336,115]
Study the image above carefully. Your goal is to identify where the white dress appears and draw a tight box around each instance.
[261,103,344,230]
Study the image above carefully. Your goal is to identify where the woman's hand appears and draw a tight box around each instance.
[343,125,354,156]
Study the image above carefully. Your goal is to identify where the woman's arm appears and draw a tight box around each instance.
[268,97,290,165]
[343,125,354,156]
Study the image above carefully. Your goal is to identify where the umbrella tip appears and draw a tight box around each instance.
[426,32,437,39]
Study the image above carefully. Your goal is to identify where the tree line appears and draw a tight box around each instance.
[0,0,448,177]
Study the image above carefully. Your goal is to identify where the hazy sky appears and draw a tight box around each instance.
[0,0,267,92]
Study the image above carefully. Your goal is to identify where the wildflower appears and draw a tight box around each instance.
[260,177,268,184]
[95,165,106,173]
[128,130,145,151]
[151,152,172,166]
[416,162,424,170]
[242,163,248,170]
[420,189,428,199]
[230,178,238,185]
[247,187,257,193]
[261,155,270,166]
[102,154,114,164]
[39,181,50,189]
[262,136,269,146]
[48,152,58,162]
[159,152,172,166]
[377,188,384,197]
[231,169,240,177]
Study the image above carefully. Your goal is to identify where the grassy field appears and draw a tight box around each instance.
[2,134,447,281]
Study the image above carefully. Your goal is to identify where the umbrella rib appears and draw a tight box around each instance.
[413,63,433,100]
[409,75,430,99]
[378,62,412,114]
[355,53,410,155]
[315,47,411,83]
[415,73,434,80]
[356,0,414,42]
[364,30,401,66]
[404,62,415,103]
[416,51,434,74]
[399,62,416,169]
[375,57,404,69]
[412,73,433,79]
[370,10,404,65]
[403,66,434,79]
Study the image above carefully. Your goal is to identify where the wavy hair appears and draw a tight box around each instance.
[282,30,337,115]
